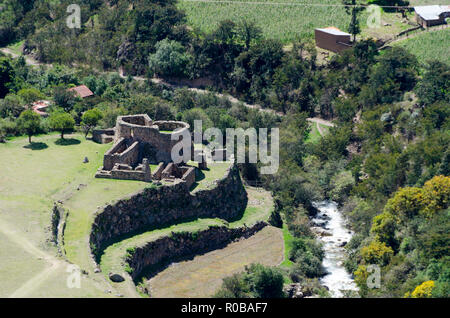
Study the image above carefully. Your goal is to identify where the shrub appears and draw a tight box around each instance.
[404,280,435,298]
[360,240,394,266]
[148,39,192,78]
[370,211,397,248]
[421,175,450,218]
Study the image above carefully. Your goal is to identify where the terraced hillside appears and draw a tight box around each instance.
[0,133,280,298]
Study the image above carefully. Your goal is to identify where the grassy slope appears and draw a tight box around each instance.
[99,186,275,297]
[393,28,450,65]
[0,133,149,297]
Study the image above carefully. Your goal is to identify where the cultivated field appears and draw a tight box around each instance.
[148,225,284,298]
[178,0,449,43]
[178,0,350,42]
[393,28,450,65]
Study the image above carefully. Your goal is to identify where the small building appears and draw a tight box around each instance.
[31,100,51,117]
[315,27,353,53]
[414,5,450,28]
[68,85,94,99]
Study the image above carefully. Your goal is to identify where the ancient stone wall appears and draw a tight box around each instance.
[126,222,267,281]
[103,139,139,170]
[181,166,196,189]
[92,128,115,144]
[90,163,247,259]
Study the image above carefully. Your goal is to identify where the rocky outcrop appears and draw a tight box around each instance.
[90,163,247,260]
[126,222,267,282]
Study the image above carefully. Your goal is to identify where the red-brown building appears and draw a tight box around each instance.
[68,85,94,99]
[315,27,353,53]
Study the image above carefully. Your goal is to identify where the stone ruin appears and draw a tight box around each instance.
[94,114,203,188]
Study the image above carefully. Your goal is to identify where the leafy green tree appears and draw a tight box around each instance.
[18,109,41,143]
[236,20,262,50]
[81,108,103,138]
[148,39,192,77]
[0,94,25,118]
[416,61,450,106]
[53,86,78,112]
[49,111,75,140]
[0,57,15,98]
[17,88,44,104]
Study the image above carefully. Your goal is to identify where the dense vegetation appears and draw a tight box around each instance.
[0,0,448,298]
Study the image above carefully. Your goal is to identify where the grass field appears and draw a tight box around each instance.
[148,225,283,297]
[177,0,448,43]
[99,186,277,297]
[393,28,450,65]
[0,133,146,297]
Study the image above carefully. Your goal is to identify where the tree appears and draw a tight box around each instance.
[81,108,103,138]
[17,88,44,104]
[53,87,78,112]
[404,281,435,298]
[0,57,15,98]
[148,39,192,77]
[18,109,41,143]
[415,60,450,106]
[0,94,25,118]
[360,239,394,266]
[343,0,364,42]
[49,112,75,139]
[237,20,262,50]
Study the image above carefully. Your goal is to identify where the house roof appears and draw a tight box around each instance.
[315,27,351,36]
[31,100,51,116]
[68,85,94,98]
[414,5,450,21]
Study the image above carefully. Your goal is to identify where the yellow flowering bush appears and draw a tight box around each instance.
[361,240,394,265]
[421,175,450,218]
[404,280,435,298]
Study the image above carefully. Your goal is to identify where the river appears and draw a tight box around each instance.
[311,201,358,297]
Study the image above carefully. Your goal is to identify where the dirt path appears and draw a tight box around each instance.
[0,218,65,297]
[0,48,42,66]
[2,46,335,128]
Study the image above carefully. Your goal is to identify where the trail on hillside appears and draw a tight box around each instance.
[1,47,335,127]
[0,218,64,297]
